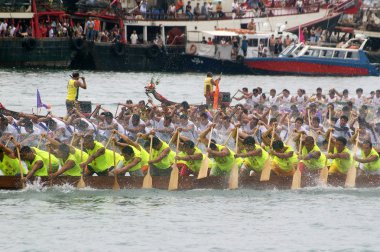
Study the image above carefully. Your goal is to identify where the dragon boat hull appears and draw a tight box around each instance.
[2,173,380,190]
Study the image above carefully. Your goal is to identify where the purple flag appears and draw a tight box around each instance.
[37,89,49,109]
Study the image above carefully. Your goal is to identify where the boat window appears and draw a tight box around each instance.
[320,50,333,58]
[248,39,258,47]
[311,49,320,57]
[293,45,304,55]
[259,38,268,47]
[303,49,314,56]
[280,45,296,56]
[346,51,359,60]
[333,51,346,58]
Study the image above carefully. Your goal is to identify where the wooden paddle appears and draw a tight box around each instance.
[16,147,25,189]
[112,141,120,191]
[142,136,154,189]
[319,130,332,185]
[345,136,359,188]
[77,139,86,189]
[168,133,180,190]
[260,126,275,181]
[228,130,239,189]
[197,127,214,179]
[47,143,53,187]
[291,135,303,190]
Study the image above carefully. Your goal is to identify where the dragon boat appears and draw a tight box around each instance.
[2,173,380,190]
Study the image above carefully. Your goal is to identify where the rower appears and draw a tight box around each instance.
[269,140,298,176]
[236,136,269,176]
[207,140,243,176]
[19,146,50,180]
[0,141,27,176]
[298,136,326,172]
[80,134,123,176]
[354,141,380,175]
[326,137,354,175]
[51,144,87,178]
[112,130,150,176]
[176,139,208,176]
[143,136,175,176]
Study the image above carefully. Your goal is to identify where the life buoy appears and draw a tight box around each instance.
[22,38,36,50]
[72,38,85,51]
[189,44,197,55]
[112,42,125,56]
[146,44,161,58]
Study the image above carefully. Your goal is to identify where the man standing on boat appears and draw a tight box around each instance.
[66,72,87,115]
[204,72,220,108]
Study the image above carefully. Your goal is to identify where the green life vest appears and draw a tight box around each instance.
[25,154,48,176]
[361,148,380,172]
[332,147,353,174]
[0,154,26,175]
[86,141,123,172]
[122,145,148,172]
[213,144,242,172]
[32,147,59,173]
[177,147,206,172]
[242,144,269,172]
[59,148,88,176]
[273,145,298,172]
[301,144,326,170]
[151,140,175,169]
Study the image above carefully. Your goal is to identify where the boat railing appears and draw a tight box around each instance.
[124,4,321,22]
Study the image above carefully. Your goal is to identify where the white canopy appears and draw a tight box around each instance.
[202,30,238,37]
[0,12,34,19]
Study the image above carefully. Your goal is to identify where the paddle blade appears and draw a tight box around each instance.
[345,167,356,188]
[197,158,209,179]
[142,168,153,189]
[77,175,86,189]
[260,158,272,181]
[319,167,329,185]
[228,163,239,190]
[168,165,179,191]
[113,176,120,191]
[291,168,302,190]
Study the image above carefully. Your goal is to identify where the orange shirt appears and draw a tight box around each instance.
[93,20,100,31]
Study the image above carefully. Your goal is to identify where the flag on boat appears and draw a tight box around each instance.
[299,25,304,43]
[36,89,50,109]
[213,79,220,109]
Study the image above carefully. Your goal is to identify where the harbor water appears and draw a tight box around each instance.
[1,69,380,251]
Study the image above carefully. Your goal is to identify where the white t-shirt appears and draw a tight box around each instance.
[130,33,138,44]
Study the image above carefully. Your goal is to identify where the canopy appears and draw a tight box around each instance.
[202,30,238,37]
[0,12,34,19]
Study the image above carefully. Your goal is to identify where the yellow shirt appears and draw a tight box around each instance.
[361,148,380,172]
[332,147,353,174]
[273,145,298,172]
[66,79,78,101]
[204,77,213,95]
[301,144,326,170]
[242,144,269,172]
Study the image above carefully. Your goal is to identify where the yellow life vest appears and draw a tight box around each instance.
[66,79,78,101]
[301,144,326,170]
[177,147,207,172]
[122,145,148,172]
[242,144,269,172]
[0,154,26,175]
[332,147,353,174]
[59,148,88,176]
[25,154,48,176]
[151,140,175,169]
[213,144,242,172]
[32,147,59,173]
[204,77,213,95]
[273,145,298,172]
[361,148,380,172]
[86,141,123,172]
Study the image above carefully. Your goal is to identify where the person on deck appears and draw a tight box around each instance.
[326,137,354,175]
[204,72,220,108]
[66,72,87,115]
[236,136,269,176]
